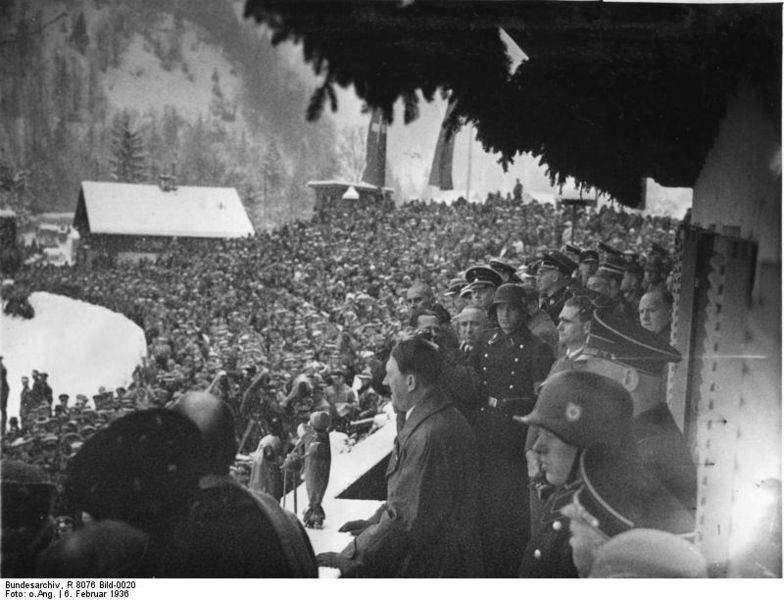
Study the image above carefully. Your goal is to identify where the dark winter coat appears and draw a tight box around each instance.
[472,325,554,577]
[338,387,483,577]
[519,480,580,578]
[632,403,698,517]
[540,283,572,324]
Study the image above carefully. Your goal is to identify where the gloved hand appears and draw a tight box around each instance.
[338,519,371,536]
[316,552,358,577]
[281,452,303,473]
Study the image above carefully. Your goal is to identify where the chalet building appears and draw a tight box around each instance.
[307,180,394,214]
[73,180,255,265]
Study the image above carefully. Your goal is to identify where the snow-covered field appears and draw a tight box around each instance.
[1,292,147,418]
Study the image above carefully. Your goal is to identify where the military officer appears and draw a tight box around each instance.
[549,295,594,373]
[536,251,577,323]
[577,249,599,286]
[464,264,503,313]
[621,260,645,315]
[572,309,697,513]
[473,284,554,577]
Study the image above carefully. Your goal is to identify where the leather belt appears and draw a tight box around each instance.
[487,396,529,409]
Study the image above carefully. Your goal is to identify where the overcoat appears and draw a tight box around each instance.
[633,403,698,516]
[338,388,483,577]
[472,325,554,577]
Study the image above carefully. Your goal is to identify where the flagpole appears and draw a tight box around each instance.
[466,123,473,202]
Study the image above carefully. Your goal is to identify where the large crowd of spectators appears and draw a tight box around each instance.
[3,194,678,452]
[1,191,695,577]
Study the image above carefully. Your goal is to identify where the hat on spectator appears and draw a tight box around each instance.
[488,258,522,284]
[623,250,640,264]
[599,242,624,257]
[514,371,633,449]
[444,277,467,297]
[589,529,707,578]
[570,287,615,310]
[489,284,530,320]
[538,251,577,277]
[571,442,695,538]
[63,409,205,531]
[465,264,503,288]
[598,256,626,278]
[579,249,599,264]
[583,309,681,375]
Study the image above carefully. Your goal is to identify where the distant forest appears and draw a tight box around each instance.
[0,0,344,227]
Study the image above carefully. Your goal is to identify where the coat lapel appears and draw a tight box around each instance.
[386,389,453,478]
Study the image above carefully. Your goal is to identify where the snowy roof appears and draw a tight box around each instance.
[75,181,255,238]
[307,180,394,193]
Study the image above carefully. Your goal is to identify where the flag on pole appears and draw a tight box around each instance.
[361,108,387,188]
[428,99,458,190]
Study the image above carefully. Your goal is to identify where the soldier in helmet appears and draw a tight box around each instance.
[513,370,636,577]
[473,284,554,577]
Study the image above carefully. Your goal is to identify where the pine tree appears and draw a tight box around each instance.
[109,113,148,183]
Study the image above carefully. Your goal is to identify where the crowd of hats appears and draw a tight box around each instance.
[1,385,152,504]
[4,192,678,489]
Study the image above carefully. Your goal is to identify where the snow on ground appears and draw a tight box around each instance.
[1,292,147,419]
